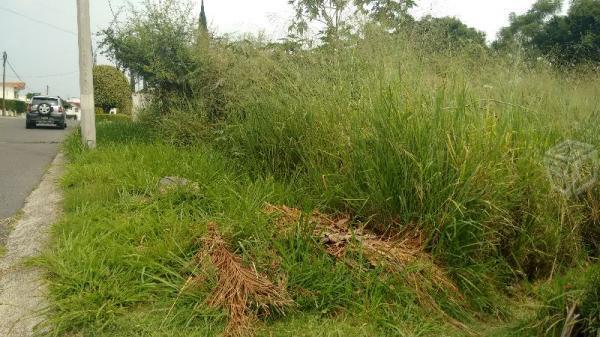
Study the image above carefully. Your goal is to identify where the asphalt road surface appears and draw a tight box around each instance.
[0,117,75,220]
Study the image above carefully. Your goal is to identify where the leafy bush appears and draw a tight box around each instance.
[93,65,132,115]
[0,99,27,114]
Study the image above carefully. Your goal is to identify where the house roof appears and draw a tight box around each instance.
[3,82,26,90]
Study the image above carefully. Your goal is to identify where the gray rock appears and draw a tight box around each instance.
[158,176,200,194]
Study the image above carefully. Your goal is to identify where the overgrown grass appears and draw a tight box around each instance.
[40,29,600,336]
[41,121,471,336]
[195,30,600,312]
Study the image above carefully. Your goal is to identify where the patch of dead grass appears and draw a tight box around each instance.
[263,203,475,334]
[194,223,293,337]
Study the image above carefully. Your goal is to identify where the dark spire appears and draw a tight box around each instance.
[199,0,208,32]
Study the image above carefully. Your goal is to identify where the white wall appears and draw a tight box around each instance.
[0,85,19,100]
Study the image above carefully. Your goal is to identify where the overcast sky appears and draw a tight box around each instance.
[0,0,550,98]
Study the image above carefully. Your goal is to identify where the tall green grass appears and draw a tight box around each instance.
[185,30,600,293]
[41,28,600,336]
[40,122,470,336]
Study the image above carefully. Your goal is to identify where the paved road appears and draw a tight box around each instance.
[0,117,75,220]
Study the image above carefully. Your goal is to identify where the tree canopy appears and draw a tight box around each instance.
[414,16,486,49]
[99,0,198,97]
[93,65,132,114]
[494,0,600,65]
[288,0,416,43]
[494,0,563,51]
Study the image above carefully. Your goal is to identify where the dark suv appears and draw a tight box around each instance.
[26,96,67,129]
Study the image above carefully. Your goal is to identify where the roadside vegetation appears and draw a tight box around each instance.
[92,65,133,115]
[40,0,599,336]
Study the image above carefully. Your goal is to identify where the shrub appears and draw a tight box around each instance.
[93,65,132,115]
[0,99,27,114]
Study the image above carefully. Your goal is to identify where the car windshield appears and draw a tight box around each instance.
[32,98,59,106]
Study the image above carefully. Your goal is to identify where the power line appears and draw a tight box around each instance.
[21,71,79,79]
[0,6,77,36]
[4,55,76,81]
[6,59,23,82]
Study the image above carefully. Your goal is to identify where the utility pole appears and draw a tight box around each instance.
[76,0,96,148]
[2,52,6,117]
[46,85,49,96]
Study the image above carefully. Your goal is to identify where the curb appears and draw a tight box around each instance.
[0,153,64,336]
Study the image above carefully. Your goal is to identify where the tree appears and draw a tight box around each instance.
[199,0,208,33]
[99,0,198,97]
[93,65,132,114]
[26,92,41,100]
[533,0,600,65]
[493,0,562,51]
[355,0,415,30]
[414,16,486,49]
[288,0,355,44]
[494,0,600,65]
[288,0,416,44]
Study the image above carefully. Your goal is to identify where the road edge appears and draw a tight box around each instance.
[0,152,64,336]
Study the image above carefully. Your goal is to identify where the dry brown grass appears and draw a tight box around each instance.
[194,223,293,337]
[263,203,475,333]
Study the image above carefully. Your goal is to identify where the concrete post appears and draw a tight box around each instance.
[76,0,96,148]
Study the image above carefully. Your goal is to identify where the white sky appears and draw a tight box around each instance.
[0,0,558,97]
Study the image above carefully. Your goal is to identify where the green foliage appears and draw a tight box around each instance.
[199,0,208,32]
[413,15,487,49]
[93,65,132,114]
[0,98,27,113]
[25,92,41,100]
[288,0,355,43]
[182,28,600,289]
[527,264,600,336]
[42,121,472,336]
[494,0,562,51]
[495,0,600,65]
[96,113,132,123]
[534,0,600,65]
[43,2,600,336]
[580,266,600,335]
[288,0,416,43]
[99,0,198,98]
[355,0,415,30]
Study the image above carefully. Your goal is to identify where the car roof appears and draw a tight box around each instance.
[32,96,60,100]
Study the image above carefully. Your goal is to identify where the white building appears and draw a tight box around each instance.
[0,82,26,101]
[66,98,81,120]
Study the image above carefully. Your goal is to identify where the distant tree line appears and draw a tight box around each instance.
[494,0,600,66]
